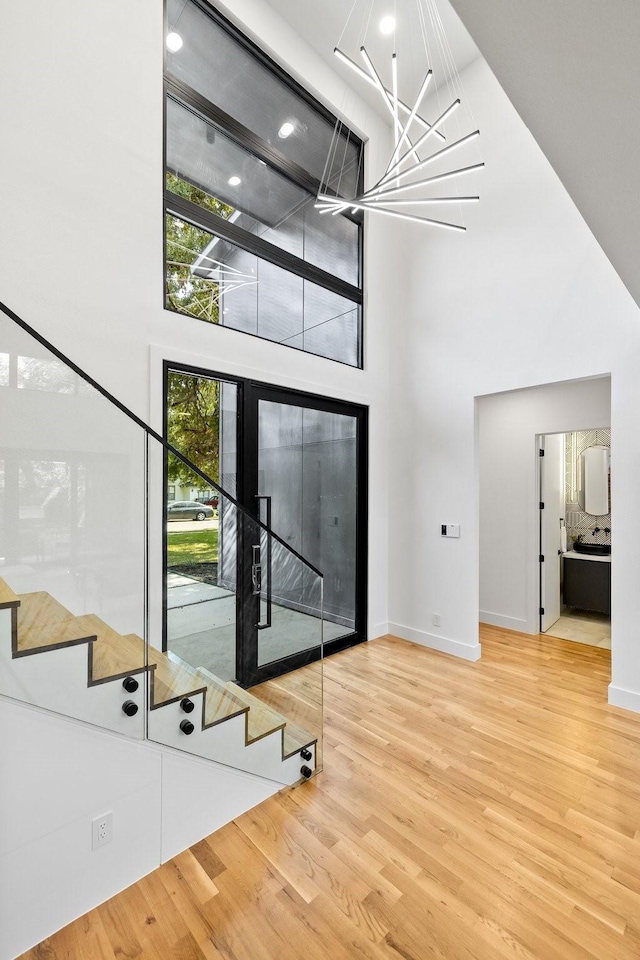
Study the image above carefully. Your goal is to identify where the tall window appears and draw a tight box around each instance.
[164,0,364,367]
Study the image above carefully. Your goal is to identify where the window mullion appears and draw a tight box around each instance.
[165,79,363,226]
[165,190,362,305]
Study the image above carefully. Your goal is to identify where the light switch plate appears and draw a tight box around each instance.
[441,524,460,538]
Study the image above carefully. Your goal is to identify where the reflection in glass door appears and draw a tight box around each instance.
[254,398,358,675]
[164,371,239,681]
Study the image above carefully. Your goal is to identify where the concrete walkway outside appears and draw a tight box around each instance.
[166,573,350,681]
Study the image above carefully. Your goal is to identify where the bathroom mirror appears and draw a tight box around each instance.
[577,445,609,515]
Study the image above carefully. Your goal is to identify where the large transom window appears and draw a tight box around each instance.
[164,0,364,367]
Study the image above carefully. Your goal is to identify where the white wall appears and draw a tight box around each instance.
[388,56,640,705]
[0,1,397,954]
[0,695,276,960]
[478,377,611,635]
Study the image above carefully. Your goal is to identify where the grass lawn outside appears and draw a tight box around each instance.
[167,529,219,566]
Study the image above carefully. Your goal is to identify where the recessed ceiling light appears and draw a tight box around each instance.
[228,175,241,186]
[379,15,396,35]
[166,32,183,52]
[278,121,295,139]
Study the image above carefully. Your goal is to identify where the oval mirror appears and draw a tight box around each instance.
[577,445,609,515]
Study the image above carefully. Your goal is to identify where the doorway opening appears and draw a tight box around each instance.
[163,362,368,688]
[539,429,611,649]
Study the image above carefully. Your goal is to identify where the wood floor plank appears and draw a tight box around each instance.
[18,627,640,960]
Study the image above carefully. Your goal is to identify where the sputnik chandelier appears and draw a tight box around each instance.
[316,0,483,232]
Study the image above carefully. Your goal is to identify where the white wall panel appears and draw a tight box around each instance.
[160,751,277,862]
[388,56,640,701]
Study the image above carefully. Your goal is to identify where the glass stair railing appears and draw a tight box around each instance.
[0,301,323,785]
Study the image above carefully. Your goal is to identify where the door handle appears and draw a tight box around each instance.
[254,495,272,630]
[251,544,262,595]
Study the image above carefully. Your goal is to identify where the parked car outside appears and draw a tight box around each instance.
[166,500,214,521]
[195,496,219,509]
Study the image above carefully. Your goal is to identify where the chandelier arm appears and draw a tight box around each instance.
[391,54,400,151]
[361,161,485,200]
[333,48,446,143]
[374,98,461,192]
[385,69,433,175]
[359,47,419,164]
[316,193,479,210]
[316,194,476,207]
[360,130,480,201]
[318,196,465,230]
[360,47,404,143]
[359,196,479,205]
[314,198,349,213]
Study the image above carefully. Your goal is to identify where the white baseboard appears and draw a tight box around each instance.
[369,622,389,640]
[388,622,481,662]
[479,611,531,633]
[608,683,640,715]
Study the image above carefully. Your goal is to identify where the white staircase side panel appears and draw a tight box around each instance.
[160,750,278,862]
[0,631,145,739]
[148,696,303,785]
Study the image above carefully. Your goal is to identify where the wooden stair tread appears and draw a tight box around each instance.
[282,720,317,758]
[91,629,146,682]
[202,673,247,727]
[14,603,144,682]
[150,655,208,706]
[16,592,75,648]
[174,663,248,725]
[224,680,286,744]
[150,657,247,726]
[0,577,20,609]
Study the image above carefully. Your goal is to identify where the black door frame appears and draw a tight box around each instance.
[163,361,368,687]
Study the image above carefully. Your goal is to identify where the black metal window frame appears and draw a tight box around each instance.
[163,0,365,369]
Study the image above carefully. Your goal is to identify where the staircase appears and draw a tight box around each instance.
[0,577,316,785]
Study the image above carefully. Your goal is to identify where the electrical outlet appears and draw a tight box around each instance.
[432,613,441,627]
[92,812,113,850]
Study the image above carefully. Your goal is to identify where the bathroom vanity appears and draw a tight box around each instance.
[562,551,611,615]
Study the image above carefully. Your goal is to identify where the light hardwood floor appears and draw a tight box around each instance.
[19,625,640,960]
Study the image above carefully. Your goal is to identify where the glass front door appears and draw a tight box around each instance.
[253,396,359,676]
[164,365,367,687]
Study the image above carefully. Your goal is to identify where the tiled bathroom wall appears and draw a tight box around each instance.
[565,429,611,547]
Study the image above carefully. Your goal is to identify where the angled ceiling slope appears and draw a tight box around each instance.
[449,0,640,310]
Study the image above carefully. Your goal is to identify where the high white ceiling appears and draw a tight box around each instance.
[262,0,640,312]
[448,0,640,311]
[261,0,480,121]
